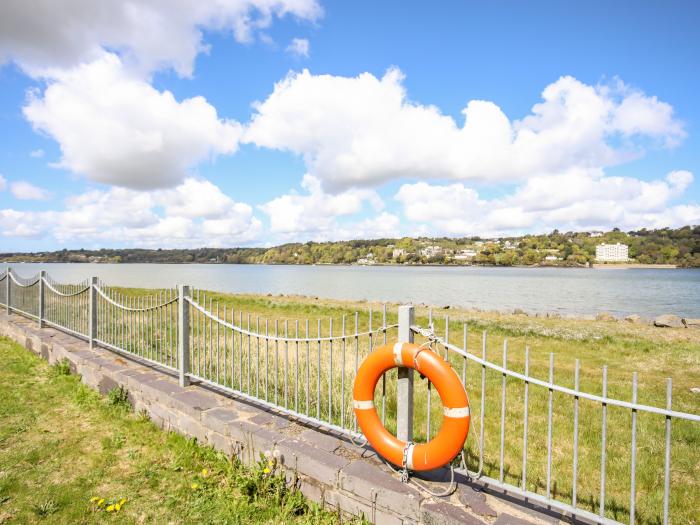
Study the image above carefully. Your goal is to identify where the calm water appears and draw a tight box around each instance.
[3,263,700,318]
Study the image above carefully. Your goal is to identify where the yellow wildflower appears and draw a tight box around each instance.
[115,503,122,511]
[263,467,271,474]
[97,499,105,507]
[190,483,200,490]
[106,504,115,512]
[90,496,100,503]
[201,468,209,477]
[118,498,127,506]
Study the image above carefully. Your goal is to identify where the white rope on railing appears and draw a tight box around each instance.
[42,278,91,297]
[186,296,398,343]
[411,324,700,422]
[8,272,40,287]
[93,285,178,311]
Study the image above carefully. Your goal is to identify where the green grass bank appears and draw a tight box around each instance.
[0,336,360,525]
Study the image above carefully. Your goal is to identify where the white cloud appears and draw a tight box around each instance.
[0,209,54,238]
[394,170,699,236]
[352,212,401,239]
[160,178,243,219]
[0,0,323,77]
[0,177,261,247]
[259,174,382,235]
[609,88,685,147]
[286,38,310,58]
[9,181,51,200]
[0,174,6,191]
[29,148,44,158]
[23,54,242,190]
[245,70,685,191]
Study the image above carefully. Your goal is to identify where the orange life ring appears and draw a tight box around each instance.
[353,342,470,471]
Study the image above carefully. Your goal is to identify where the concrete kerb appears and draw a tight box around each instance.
[0,312,547,525]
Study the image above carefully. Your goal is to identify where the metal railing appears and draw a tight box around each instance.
[0,268,697,525]
[182,286,397,436]
[406,321,699,525]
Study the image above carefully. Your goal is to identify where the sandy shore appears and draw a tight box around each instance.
[592,263,677,269]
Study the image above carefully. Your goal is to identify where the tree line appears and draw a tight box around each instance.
[1,226,699,267]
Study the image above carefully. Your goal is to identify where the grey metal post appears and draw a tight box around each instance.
[89,277,98,348]
[397,304,414,442]
[39,270,46,327]
[178,285,190,387]
[6,267,11,314]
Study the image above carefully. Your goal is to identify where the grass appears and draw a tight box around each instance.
[10,284,700,523]
[0,336,362,525]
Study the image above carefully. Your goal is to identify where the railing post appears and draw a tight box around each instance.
[6,267,11,314]
[397,304,415,442]
[89,277,98,348]
[178,285,190,387]
[39,270,46,327]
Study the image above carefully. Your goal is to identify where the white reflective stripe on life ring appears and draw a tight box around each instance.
[393,342,404,366]
[443,406,470,418]
[353,400,375,410]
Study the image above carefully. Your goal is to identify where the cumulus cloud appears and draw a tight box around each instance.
[0,178,261,247]
[0,0,322,77]
[245,70,686,191]
[394,170,700,236]
[23,54,241,189]
[259,174,383,235]
[286,38,310,58]
[352,212,401,239]
[258,175,400,242]
[9,181,51,200]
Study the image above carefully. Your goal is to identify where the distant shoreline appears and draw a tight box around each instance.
[591,263,677,269]
[1,261,689,270]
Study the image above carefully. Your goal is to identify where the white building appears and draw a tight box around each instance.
[453,249,477,261]
[392,248,406,259]
[420,246,443,258]
[595,243,629,262]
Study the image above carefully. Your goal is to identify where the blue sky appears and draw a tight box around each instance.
[0,0,698,251]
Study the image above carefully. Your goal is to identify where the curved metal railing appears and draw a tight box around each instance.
[42,275,91,337]
[94,285,178,311]
[1,268,696,525]
[92,283,180,372]
[407,318,699,525]
[6,270,41,319]
[184,288,396,436]
[187,294,397,342]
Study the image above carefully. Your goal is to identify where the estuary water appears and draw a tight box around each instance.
[3,263,699,318]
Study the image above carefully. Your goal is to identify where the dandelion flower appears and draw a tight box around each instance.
[115,503,121,511]
[97,498,105,507]
[90,496,100,503]
[190,483,199,490]
[106,504,115,512]
[263,467,271,474]
[201,468,209,477]
[118,498,127,505]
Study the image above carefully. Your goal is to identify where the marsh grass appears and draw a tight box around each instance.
[0,336,363,524]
